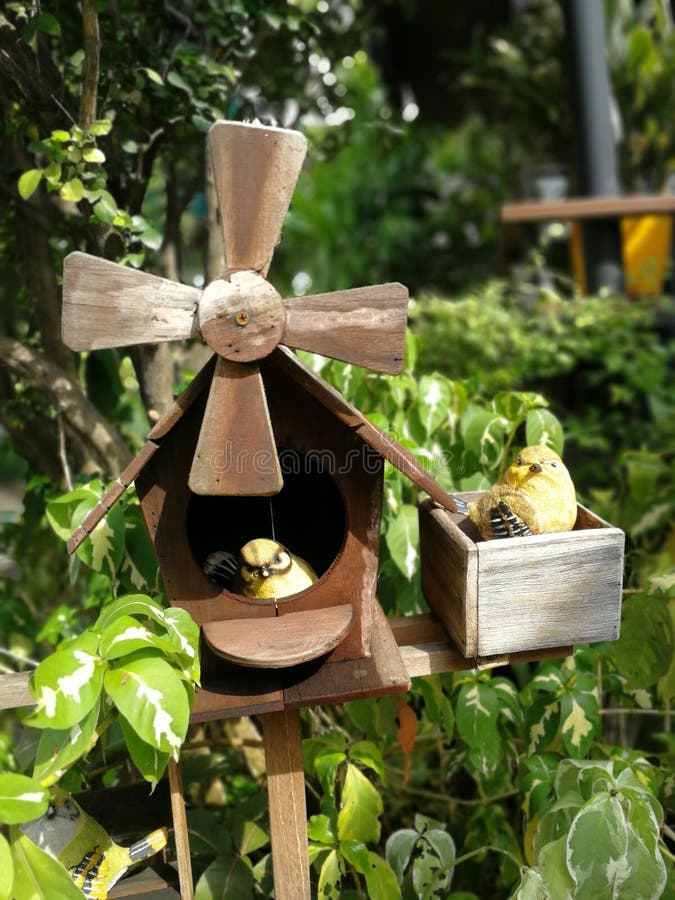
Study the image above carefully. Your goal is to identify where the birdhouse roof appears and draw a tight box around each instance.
[67,347,457,554]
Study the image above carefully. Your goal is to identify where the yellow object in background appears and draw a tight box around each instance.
[570,214,672,297]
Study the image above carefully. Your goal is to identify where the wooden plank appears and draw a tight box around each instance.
[0,614,572,716]
[202,605,355,668]
[283,602,410,709]
[390,614,571,676]
[0,672,32,709]
[476,525,624,655]
[501,194,675,224]
[282,282,408,375]
[419,498,478,656]
[109,866,178,898]
[62,251,200,350]
[188,356,283,496]
[263,708,311,900]
[168,760,193,900]
[209,121,307,277]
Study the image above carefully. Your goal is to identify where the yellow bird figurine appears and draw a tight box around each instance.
[455,445,577,540]
[20,787,167,899]
[204,538,317,599]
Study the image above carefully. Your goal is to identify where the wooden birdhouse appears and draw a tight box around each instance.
[61,120,459,718]
[419,494,625,659]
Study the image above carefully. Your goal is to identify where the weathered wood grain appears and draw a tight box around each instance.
[208,121,307,277]
[199,270,285,362]
[62,251,200,350]
[168,759,193,900]
[419,495,625,658]
[282,282,408,375]
[188,356,283,496]
[263,708,311,899]
[202,605,355,668]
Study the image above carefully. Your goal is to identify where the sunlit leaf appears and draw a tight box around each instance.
[33,699,100,785]
[385,504,419,579]
[567,793,628,900]
[337,763,382,845]
[18,169,43,200]
[0,774,48,825]
[10,832,82,899]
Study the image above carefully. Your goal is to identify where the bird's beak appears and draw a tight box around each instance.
[529,463,543,473]
[259,566,271,578]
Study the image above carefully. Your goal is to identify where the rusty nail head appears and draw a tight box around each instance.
[235,309,249,326]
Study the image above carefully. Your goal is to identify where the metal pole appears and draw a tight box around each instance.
[562,0,624,293]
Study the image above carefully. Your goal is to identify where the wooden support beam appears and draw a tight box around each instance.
[263,708,311,899]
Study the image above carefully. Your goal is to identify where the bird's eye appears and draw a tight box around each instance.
[274,554,282,564]
[550,461,557,468]
[516,457,523,466]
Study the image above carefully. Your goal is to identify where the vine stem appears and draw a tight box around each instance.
[453,844,522,869]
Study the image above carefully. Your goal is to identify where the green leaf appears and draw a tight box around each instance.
[337,763,382,845]
[461,408,508,469]
[33,699,100,785]
[525,408,564,455]
[349,741,385,780]
[59,177,84,202]
[119,714,171,788]
[233,818,269,856]
[141,67,164,85]
[18,169,43,200]
[341,841,401,900]
[513,867,548,900]
[385,504,419,579]
[559,687,599,758]
[82,147,105,163]
[526,696,560,754]
[88,119,112,136]
[418,375,451,437]
[45,486,99,540]
[50,130,70,142]
[318,849,342,899]
[307,814,337,845]
[385,828,418,880]
[24,631,104,730]
[567,793,629,900]
[43,162,62,185]
[104,655,190,756]
[0,774,48,825]
[618,793,667,900]
[10,832,82,899]
[34,12,61,35]
[537,834,575,898]
[167,70,192,93]
[99,615,174,660]
[75,500,125,578]
[455,682,499,749]
[614,593,673,689]
[92,190,118,224]
[0,833,12,900]
[194,854,254,900]
[415,676,454,741]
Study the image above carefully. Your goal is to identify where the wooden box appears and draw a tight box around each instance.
[419,494,625,658]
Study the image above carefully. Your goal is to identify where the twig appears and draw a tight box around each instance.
[57,412,73,491]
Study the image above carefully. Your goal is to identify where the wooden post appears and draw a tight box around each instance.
[168,758,194,900]
[263,709,311,899]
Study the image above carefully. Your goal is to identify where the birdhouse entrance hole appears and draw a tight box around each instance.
[187,448,347,599]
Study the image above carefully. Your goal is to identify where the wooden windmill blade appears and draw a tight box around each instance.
[61,119,410,498]
[62,252,201,350]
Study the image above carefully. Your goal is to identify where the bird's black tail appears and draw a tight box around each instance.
[203,550,238,588]
[452,495,469,516]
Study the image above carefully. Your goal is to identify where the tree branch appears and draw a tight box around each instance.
[78,0,100,131]
[0,336,132,481]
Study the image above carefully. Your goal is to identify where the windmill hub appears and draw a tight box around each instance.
[198,268,286,362]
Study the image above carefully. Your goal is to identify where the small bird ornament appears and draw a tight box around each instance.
[454,445,577,540]
[204,538,318,599]
[20,787,167,899]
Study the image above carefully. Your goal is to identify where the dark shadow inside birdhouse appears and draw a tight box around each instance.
[186,448,346,595]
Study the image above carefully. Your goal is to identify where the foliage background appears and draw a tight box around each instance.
[0,0,673,897]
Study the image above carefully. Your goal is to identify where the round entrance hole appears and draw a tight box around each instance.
[186,450,346,595]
